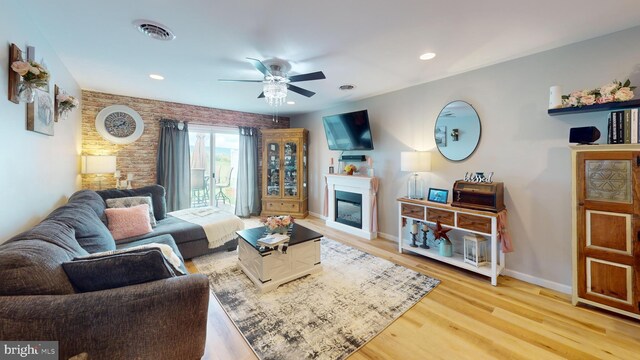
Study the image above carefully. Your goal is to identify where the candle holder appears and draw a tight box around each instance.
[410,221,419,247]
[420,226,430,249]
[410,231,419,247]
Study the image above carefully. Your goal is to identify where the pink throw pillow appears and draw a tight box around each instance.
[104,204,153,241]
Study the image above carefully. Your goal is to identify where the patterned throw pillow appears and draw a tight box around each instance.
[106,196,156,227]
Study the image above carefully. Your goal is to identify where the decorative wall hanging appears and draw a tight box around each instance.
[8,44,49,104]
[8,44,22,104]
[95,105,144,144]
[27,86,54,136]
[54,85,79,122]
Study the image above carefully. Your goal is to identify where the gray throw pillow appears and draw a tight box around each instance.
[106,195,157,227]
[62,248,179,292]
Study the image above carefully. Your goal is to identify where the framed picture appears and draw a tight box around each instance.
[435,125,447,147]
[27,87,55,136]
[428,188,449,204]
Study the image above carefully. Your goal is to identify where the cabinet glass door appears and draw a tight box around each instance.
[303,140,308,198]
[266,142,280,197]
[283,140,298,197]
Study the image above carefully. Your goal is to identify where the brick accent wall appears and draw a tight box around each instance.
[81,90,289,191]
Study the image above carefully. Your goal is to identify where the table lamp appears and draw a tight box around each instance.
[401,151,431,199]
[81,155,117,189]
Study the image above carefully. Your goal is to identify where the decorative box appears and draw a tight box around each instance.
[451,180,505,212]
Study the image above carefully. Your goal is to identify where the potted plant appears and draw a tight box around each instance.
[10,60,49,103]
[344,164,357,175]
[56,93,79,121]
[263,215,294,234]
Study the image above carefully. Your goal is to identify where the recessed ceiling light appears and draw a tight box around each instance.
[339,84,356,91]
[419,52,436,60]
[287,101,295,105]
[149,74,164,80]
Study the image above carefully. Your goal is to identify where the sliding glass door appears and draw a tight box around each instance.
[189,126,239,212]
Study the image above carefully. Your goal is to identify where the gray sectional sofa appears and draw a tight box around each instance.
[93,185,238,259]
[0,185,221,359]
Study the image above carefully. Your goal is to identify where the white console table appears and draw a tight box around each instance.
[397,197,506,286]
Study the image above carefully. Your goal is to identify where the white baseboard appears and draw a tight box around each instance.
[377,231,396,241]
[306,212,572,295]
[308,211,326,220]
[501,269,572,294]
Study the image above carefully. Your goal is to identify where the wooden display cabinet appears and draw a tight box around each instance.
[261,128,309,218]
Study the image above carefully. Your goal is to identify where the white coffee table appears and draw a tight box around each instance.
[237,224,323,292]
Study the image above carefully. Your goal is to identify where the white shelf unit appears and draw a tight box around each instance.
[397,198,506,286]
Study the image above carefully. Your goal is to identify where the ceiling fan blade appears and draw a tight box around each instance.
[247,57,271,77]
[287,84,316,98]
[258,92,265,98]
[288,71,326,83]
[218,79,263,82]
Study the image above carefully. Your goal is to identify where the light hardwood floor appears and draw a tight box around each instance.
[186,216,640,360]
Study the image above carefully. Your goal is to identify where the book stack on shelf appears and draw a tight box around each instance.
[607,108,640,144]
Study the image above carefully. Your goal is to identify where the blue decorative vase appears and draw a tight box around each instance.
[439,239,453,257]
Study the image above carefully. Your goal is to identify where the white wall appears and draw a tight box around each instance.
[292,26,640,291]
[0,1,81,241]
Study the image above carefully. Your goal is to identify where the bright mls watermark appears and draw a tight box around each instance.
[1,342,58,359]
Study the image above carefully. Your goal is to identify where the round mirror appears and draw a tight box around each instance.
[434,101,481,161]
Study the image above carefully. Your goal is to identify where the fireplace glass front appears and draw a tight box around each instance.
[335,190,362,229]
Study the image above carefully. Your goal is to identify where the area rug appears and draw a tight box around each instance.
[193,238,440,360]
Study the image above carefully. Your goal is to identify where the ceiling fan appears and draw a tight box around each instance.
[219,58,326,106]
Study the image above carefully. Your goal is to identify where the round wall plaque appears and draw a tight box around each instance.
[95,105,144,144]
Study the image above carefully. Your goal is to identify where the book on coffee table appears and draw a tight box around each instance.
[257,234,290,247]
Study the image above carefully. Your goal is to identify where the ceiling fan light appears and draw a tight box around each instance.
[263,79,288,106]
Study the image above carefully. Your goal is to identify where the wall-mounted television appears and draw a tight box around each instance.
[322,110,374,151]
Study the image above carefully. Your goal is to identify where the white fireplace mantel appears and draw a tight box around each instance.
[325,174,377,239]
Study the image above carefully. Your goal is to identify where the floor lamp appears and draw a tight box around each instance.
[81,155,117,190]
[401,151,431,199]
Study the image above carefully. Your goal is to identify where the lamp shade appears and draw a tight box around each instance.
[81,155,117,174]
[401,151,431,172]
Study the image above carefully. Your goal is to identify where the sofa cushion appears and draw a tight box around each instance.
[97,185,167,221]
[8,219,89,257]
[118,234,187,274]
[62,248,179,292]
[106,195,156,227]
[104,204,153,241]
[116,215,206,246]
[46,202,116,253]
[68,189,107,221]
[0,221,81,295]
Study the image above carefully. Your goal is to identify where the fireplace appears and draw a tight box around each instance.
[335,190,362,229]
[325,174,377,239]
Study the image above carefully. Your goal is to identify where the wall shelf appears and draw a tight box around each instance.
[548,99,640,116]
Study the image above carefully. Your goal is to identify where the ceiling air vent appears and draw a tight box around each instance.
[133,20,176,41]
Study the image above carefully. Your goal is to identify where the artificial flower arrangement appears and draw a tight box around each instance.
[263,215,294,234]
[562,79,636,108]
[57,93,80,113]
[10,60,49,88]
[344,164,357,175]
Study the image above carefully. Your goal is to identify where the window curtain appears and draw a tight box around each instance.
[235,127,260,217]
[157,119,190,212]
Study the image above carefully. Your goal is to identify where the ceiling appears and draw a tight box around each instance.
[27,0,640,117]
